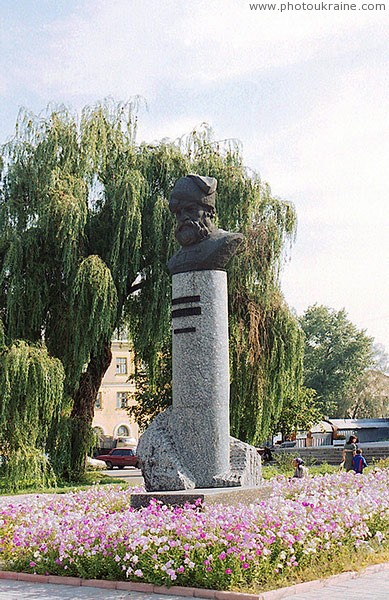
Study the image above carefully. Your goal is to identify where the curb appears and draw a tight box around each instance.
[0,562,388,599]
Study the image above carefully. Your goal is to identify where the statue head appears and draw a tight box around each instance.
[169,175,217,247]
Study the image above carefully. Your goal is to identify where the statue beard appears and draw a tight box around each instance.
[175,219,211,247]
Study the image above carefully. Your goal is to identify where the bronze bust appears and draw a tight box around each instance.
[167,174,243,275]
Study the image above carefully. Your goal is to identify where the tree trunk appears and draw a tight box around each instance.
[69,340,112,480]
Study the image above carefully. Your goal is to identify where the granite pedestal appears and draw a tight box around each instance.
[137,270,261,491]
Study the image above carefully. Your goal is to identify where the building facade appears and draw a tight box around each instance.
[92,340,139,446]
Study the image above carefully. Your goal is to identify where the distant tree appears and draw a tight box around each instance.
[347,370,389,419]
[0,101,303,482]
[347,344,389,418]
[300,305,374,417]
[272,387,322,441]
[372,343,389,373]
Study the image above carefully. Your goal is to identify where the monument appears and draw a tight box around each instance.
[136,174,262,492]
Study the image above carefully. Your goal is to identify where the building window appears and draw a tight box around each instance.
[116,392,128,409]
[116,357,128,375]
[117,425,130,437]
[95,392,102,409]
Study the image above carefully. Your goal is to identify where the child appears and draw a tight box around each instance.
[292,457,309,479]
[352,448,368,474]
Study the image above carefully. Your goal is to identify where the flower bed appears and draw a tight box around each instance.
[0,470,388,592]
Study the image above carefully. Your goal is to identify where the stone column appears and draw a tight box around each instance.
[171,270,230,487]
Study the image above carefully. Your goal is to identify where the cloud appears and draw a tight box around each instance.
[249,62,389,220]
[3,0,387,103]
[136,115,208,145]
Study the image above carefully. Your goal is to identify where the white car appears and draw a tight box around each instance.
[86,456,106,470]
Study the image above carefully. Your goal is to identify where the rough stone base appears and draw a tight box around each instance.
[137,407,262,492]
[214,437,262,487]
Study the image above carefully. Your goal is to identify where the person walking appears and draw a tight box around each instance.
[342,435,358,472]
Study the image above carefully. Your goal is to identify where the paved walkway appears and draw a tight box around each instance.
[0,580,171,599]
[0,568,388,600]
[282,569,389,599]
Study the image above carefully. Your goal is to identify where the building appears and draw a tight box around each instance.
[327,418,389,444]
[297,418,389,447]
[92,340,139,448]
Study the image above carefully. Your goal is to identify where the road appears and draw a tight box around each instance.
[103,467,144,486]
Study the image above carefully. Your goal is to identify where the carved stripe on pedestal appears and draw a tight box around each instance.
[172,295,200,306]
[173,327,196,335]
[172,307,201,318]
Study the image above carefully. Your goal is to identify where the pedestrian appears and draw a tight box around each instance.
[342,435,358,472]
[263,446,273,462]
[292,457,309,478]
[353,448,368,474]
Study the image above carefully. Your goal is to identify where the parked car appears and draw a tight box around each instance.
[86,456,106,470]
[95,448,140,469]
[279,441,296,448]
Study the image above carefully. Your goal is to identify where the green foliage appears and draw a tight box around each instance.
[68,255,118,390]
[272,387,322,440]
[230,295,304,443]
[0,447,57,493]
[0,340,64,490]
[128,348,172,430]
[347,370,389,418]
[300,305,375,417]
[272,451,300,473]
[0,100,304,479]
[261,455,338,479]
[0,318,4,349]
[0,472,128,496]
[374,456,389,470]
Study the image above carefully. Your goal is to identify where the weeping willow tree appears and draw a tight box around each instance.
[0,334,64,490]
[0,101,303,481]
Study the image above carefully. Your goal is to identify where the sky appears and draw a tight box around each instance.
[1,0,388,352]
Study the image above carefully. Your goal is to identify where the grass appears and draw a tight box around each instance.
[262,462,339,479]
[261,453,389,480]
[4,454,389,495]
[4,455,387,494]
[0,471,131,496]
[262,452,339,480]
